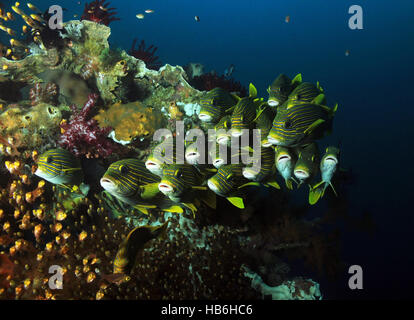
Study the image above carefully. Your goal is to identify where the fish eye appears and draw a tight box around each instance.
[119,165,129,175]
[284,120,292,129]
[46,156,53,163]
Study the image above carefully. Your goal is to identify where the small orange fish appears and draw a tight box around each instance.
[285,15,290,23]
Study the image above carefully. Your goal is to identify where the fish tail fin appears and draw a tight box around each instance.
[309,185,324,205]
[201,189,217,209]
[226,197,245,209]
[285,179,293,190]
[182,202,198,217]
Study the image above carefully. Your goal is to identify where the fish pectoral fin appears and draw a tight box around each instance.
[292,73,302,85]
[238,182,260,189]
[231,93,241,101]
[191,186,208,191]
[265,180,280,189]
[225,105,236,113]
[226,197,245,209]
[311,93,326,105]
[249,83,258,98]
[312,181,325,190]
[162,205,183,214]
[329,182,338,197]
[303,119,325,135]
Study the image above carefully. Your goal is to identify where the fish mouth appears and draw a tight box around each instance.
[217,135,229,145]
[242,168,257,180]
[207,179,220,194]
[158,182,174,194]
[325,156,338,165]
[213,158,225,168]
[231,129,242,138]
[294,169,309,180]
[261,141,272,147]
[185,152,200,164]
[198,113,212,122]
[267,136,280,145]
[145,160,161,171]
[277,154,291,164]
[268,100,279,107]
[100,177,118,192]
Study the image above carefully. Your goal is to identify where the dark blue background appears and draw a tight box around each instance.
[2,0,413,299]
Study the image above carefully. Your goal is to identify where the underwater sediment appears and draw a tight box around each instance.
[0,6,344,300]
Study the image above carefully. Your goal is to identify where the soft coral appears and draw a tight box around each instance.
[58,93,117,158]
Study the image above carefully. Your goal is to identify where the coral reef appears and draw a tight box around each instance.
[94,101,166,144]
[29,83,59,106]
[191,72,247,96]
[58,93,117,158]
[129,39,162,71]
[81,1,120,26]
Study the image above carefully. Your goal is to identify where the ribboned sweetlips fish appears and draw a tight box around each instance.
[113,222,168,274]
[100,159,184,215]
[285,82,326,109]
[309,146,340,205]
[267,101,338,147]
[35,148,83,186]
[198,87,239,123]
[267,73,302,107]
[293,142,320,185]
[145,136,176,177]
[230,83,266,137]
[274,145,298,190]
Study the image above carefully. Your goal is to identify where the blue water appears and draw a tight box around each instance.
[6,0,414,298]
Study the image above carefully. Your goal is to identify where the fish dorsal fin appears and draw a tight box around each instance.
[226,196,245,209]
[311,93,326,105]
[253,102,268,122]
[266,86,271,94]
[317,81,324,92]
[303,119,325,135]
[292,73,302,85]
[249,83,258,98]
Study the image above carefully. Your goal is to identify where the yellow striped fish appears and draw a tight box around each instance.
[293,143,320,185]
[242,146,279,189]
[158,164,205,199]
[267,73,302,107]
[274,146,297,190]
[230,83,263,137]
[254,106,276,147]
[145,136,176,176]
[285,82,325,109]
[214,115,231,145]
[35,148,83,185]
[207,164,249,208]
[113,223,168,274]
[199,87,239,123]
[267,102,337,147]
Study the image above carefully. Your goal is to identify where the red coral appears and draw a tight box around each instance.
[58,93,117,158]
[129,38,162,71]
[191,73,247,96]
[81,0,120,26]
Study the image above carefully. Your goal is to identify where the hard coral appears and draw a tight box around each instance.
[29,83,59,106]
[94,101,166,144]
[81,1,120,26]
[58,93,117,158]
[191,73,247,97]
[129,39,162,71]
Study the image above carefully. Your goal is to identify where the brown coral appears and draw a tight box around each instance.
[94,101,166,143]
